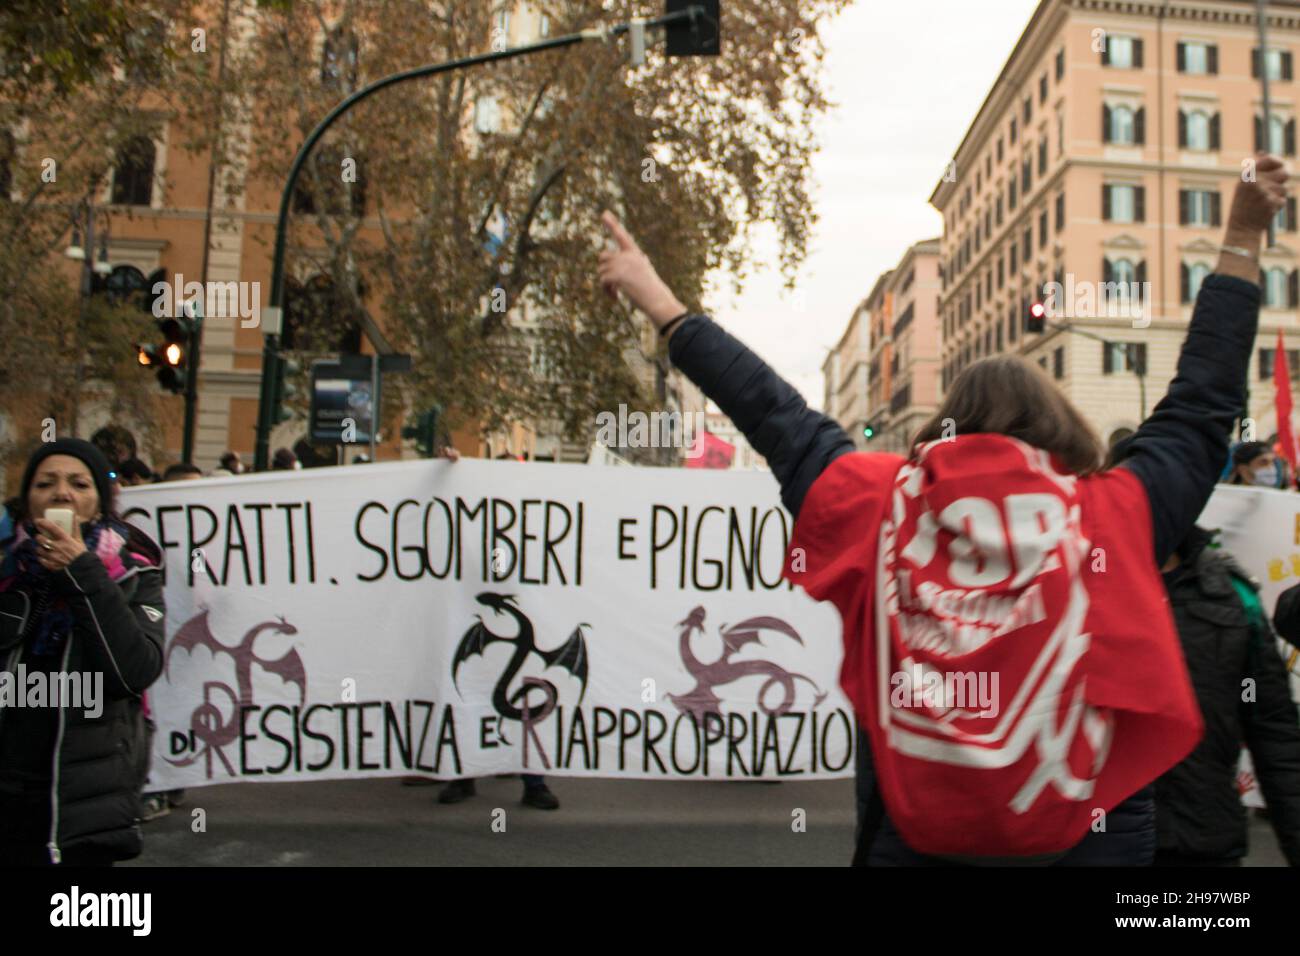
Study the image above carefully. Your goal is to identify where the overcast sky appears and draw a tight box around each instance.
[706,0,1043,408]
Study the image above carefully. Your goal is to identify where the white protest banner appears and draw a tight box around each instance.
[1197,484,1300,809]
[122,460,854,790]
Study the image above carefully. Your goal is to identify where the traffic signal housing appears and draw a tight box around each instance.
[271,355,301,424]
[1026,301,1047,335]
[402,406,442,458]
[665,1,720,56]
[135,315,192,394]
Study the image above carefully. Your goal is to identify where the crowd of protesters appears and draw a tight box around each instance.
[3,157,1300,866]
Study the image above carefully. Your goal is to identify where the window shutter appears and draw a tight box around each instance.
[1288,118,1296,157]
[1208,44,1218,74]
[1102,42,1110,66]
[1176,42,1186,72]
[1104,258,1114,284]
[1178,109,1187,148]
[1135,107,1145,145]
[1135,343,1148,376]
[1289,197,1297,231]
[1133,39,1144,68]
[1253,48,1261,78]
[1291,269,1299,308]
[1103,104,1112,143]
[1102,184,1112,220]
[1181,262,1190,303]
[1210,112,1221,150]
[1286,51,1295,81]
[1211,191,1222,227]
[1136,260,1147,285]
[1102,342,1113,374]
[1179,189,1189,225]
[1135,186,1146,222]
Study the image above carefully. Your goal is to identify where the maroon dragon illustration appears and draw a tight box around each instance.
[163,609,304,777]
[666,606,827,720]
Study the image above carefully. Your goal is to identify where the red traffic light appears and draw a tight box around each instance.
[1026,302,1047,334]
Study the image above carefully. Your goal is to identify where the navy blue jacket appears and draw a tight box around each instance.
[667,273,1262,865]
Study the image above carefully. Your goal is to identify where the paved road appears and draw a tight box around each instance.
[124,776,1287,866]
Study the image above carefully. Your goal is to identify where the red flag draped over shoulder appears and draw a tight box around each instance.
[783,433,1202,857]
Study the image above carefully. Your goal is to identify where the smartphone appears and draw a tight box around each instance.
[44,508,75,536]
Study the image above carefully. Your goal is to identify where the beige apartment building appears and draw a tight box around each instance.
[876,239,943,452]
[823,238,942,455]
[822,296,872,449]
[932,0,1300,447]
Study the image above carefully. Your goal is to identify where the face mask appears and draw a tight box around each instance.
[1252,464,1277,488]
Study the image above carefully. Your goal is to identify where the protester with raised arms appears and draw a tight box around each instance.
[596,155,1288,865]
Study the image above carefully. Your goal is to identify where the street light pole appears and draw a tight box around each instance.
[254,5,716,470]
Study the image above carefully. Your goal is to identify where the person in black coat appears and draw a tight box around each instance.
[0,438,165,865]
[1152,527,1300,866]
[595,155,1288,864]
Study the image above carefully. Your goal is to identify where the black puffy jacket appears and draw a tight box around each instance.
[1157,533,1300,866]
[0,531,165,864]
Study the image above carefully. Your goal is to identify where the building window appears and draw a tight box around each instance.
[1009,177,1018,211]
[1254,47,1293,82]
[539,14,550,37]
[1057,114,1065,154]
[321,26,359,90]
[1181,261,1212,303]
[1102,341,1147,375]
[1010,116,1018,145]
[1053,346,1064,380]
[1106,105,1136,145]
[1040,74,1048,104]
[1104,35,1141,70]
[1038,209,1048,247]
[1180,188,1220,227]
[996,196,1003,226]
[475,94,502,134]
[1260,348,1300,380]
[1024,97,1033,124]
[110,135,155,206]
[1111,258,1137,286]
[1103,183,1142,223]
[1056,48,1065,81]
[1178,41,1216,75]
[1022,227,1031,261]
[1022,157,1032,194]
[1055,192,1065,232]
[1264,267,1297,308]
[1185,110,1211,151]
[996,138,1003,163]
[1038,139,1048,175]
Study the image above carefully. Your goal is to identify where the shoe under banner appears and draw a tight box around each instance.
[121,458,853,790]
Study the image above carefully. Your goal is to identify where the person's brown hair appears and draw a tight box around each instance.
[911,354,1104,476]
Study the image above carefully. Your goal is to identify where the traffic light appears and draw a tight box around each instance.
[665,0,720,56]
[1026,301,1047,335]
[271,355,301,424]
[863,425,875,441]
[135,315,192,394]
[402,406,442,458]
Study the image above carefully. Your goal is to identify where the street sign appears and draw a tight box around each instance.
[310,360,376,444]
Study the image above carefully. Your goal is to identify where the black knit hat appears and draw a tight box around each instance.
[19,438,115,521]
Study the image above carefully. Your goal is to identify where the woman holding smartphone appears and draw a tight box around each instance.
[597,157,1288,864]
[0,438,165,864]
